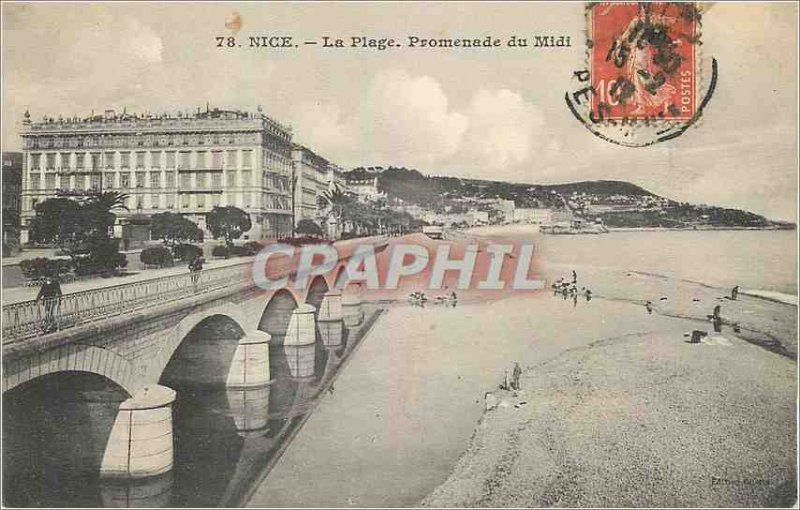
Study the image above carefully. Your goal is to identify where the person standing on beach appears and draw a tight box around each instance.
[512,362,522,390]
[645,301,653,314]
[713,304,721,319]
[731,286,740,300]
[572,270,577,284]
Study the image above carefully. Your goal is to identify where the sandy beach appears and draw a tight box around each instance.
[419,227,797,507]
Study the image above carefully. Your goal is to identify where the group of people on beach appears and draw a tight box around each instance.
[551,270,593,305]
[408,290,457,307]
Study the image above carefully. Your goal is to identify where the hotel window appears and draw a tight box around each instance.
[30,173,41,189]
[60,174,71,189]
[181,194,190,209]
[136,152,146,168]
[181,174,191,189]
[225,150,237,167]
[151,172,161,188]
[118,152,128,169]
[60,153,71,169]
[150,152,161,168]
[75,175,84,191]
[211,194,220,207]
[197,173,207,189]
[91,173,101,190]
[166,194,175,209]
[166,151,176,168]
[90,153,101,170]
[211,173,222,189]
[45,174,56,190]
[226,170,237,187]
[179,151,190,169]
[136,195,143,209]
[46,153,56,169]
[31,154,41,169]
[105,152,115,168]
[197,194,206,209]
[166,172,175,188]
[136,172,146,188]
[212,151,223,168]
[197,151,208,169]
[151,194,161,209]
[242,150,252,169]
[120,173,130,189]
[104,172,115,188]
[241,170,251,187]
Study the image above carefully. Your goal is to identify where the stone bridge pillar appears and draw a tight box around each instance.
[318,290,344,347]
[226,330,272,389]
[101,385,176,480]
[284,304,317,346]
[226,385,271,437]
[342,290,364,328]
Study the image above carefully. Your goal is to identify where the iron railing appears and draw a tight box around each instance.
[2,235,388,344]
[2,261,256,344]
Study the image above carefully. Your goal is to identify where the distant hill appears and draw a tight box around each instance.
[540,180,655,197]
[345,166,794,229]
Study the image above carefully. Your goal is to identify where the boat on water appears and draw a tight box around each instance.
[540,218,609,235]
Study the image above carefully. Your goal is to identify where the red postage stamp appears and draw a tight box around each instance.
[589,3,698,121]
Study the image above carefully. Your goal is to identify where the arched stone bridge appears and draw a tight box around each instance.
[1,236,386,483]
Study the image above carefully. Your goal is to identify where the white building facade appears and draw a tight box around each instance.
[18,107,295,243]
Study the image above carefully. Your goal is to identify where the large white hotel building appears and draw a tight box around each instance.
[18,106,299,244]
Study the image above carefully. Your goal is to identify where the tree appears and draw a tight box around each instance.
[294,219,324,237]
[206,206,251,248]
[150,212,204,248]
[318,186,354,235]
[82,191,130,239]
[29,197,88,259]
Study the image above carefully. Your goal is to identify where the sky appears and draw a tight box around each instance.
[2,2,797,221]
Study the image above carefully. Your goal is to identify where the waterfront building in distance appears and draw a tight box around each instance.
[18,106,297,245]
[291,144,333,228]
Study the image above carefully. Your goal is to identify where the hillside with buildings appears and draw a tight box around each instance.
[343,166,794,231]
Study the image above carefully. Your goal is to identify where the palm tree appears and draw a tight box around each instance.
[318,186,352,234]
[83,190,130,239]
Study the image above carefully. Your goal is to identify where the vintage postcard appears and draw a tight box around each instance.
[1,2,797,508]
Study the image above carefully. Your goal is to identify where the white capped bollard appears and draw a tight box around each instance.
[342,293,363,328]
[225,385,271,437]
[226,330,272,389]
[284,304,317,346]
[317,290,343,322]
[101,385,176,480]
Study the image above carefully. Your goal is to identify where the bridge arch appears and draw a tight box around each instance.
[258,289,300,343]
[4,343,136,396]
[3,371,130,507]
[145,303,250,388]
[305,275,330,311]
[333,265,349,290]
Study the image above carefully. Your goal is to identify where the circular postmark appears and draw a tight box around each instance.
[565,2,717,147]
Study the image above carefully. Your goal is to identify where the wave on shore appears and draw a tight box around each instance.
[742,290,798,306]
